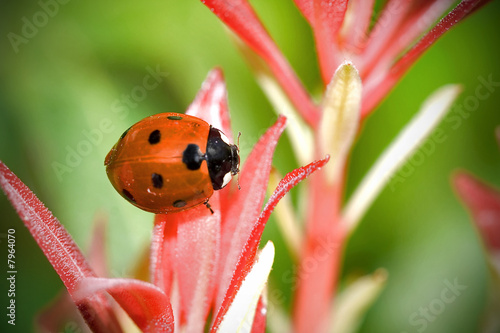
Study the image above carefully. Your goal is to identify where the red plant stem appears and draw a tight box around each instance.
[293,168,347,333]
[201,0,320,127]
[211,156,330,332]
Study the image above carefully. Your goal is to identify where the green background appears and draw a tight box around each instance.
[1,0,499,332]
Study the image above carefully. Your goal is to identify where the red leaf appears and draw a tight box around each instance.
[186,68,233,141]
[453,171,500,251]
[150,214,178,295]
[75,277,175,333]
[152,201,222,331]
[294,0,348,84]
[212,156,330,331]
[340,0,375,52]
[361,0,454,83]
[201,0,319,126]
[359,0,416,76]
[362,0,493,116]
[174,200,221,330]
[0,161,93,292]
[0,161,122,333]
[215,115,286,309]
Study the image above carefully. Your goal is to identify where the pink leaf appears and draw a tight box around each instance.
[362,0,454,83]
[150,214,178,296]
[0,161,93,292]
[295,0,349,84]
[359,0,414,75]
[152,202,222,331]
[186,68,233,141]
[453,171,500,251]
[174,200,221,330]
[212,156,330,331]
[340,0,375,52]
[362,0,493,116]
[75,277,175,333]
[0,161,122,333]
[215,115,286,309]
[200,0,319,126]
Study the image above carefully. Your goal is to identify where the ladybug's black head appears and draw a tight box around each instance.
[206,127,240,191]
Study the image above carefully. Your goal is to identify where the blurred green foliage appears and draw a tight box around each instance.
[0,1,499,332]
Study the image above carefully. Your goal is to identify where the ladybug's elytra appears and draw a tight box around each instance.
[105,112,240,213]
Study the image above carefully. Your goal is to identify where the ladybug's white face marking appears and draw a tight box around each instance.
[219,131,231,145]
[221,172,232,188]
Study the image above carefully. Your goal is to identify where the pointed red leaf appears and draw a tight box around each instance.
[75,277,175,333]
[174,199,221,331]
[150,214,178,296]
[362,0,492,116]
[394,0,492,77]
[359,0,414,76]
[453,171,500,251]
[201,0,319,126]
[0,161,122,333]
[215,115,286,309]
[361,0,454,83]
[212,156,330,331]
[295,0,348,84]
[186,68,233,141]
[340,0,375,52]
[0,161,94,292]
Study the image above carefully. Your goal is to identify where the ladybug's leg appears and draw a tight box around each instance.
[204,199,214,214]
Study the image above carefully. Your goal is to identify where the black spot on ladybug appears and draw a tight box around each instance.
[173,199,187,208]
[167,115,183,120]
[148,130,161,144]
[182,144,205,170]
[151,173,163,189]
[122,189,135,202]
[120,126,132,140]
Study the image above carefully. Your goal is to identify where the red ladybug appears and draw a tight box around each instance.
[105,112,240,213]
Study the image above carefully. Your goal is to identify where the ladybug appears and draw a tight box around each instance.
[105,112,240,213]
